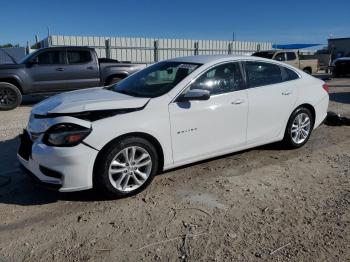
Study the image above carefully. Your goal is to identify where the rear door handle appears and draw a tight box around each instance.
[282,91,292,95]
[231,99,245,105]
[56,68,64,71]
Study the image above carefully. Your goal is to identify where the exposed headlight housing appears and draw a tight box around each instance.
[43,123,92,147]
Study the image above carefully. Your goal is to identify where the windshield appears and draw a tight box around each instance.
[108,61,201,98]
[252,51,275,59]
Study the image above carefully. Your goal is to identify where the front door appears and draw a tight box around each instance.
[27,49,69,92]
[169,62,248,164]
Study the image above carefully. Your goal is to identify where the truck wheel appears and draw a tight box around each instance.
[0,82,22,110]
[108,77,123,85]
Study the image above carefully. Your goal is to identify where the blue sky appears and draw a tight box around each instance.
[1,0,349,47]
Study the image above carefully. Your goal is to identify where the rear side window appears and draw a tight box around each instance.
[286,52,297,61]
[67,51,92,64]
[37,51,65,65]
[284,67,300,81]
[245,61,282,88]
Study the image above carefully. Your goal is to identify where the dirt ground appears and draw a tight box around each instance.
[0,77,349,262]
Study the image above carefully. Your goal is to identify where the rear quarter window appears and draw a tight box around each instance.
[283,67,300,81]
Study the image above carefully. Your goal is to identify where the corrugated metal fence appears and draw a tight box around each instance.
[41,35,272,64]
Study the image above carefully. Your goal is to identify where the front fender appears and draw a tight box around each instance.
[84,103,173,168]
[0,73,25,91]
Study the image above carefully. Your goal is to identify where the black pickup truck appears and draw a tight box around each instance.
[0,46,145,110]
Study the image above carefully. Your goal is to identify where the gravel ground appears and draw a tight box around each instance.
[0,77,349,261]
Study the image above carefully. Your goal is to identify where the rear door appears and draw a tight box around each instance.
[244,61,298,145]
[62,49,100,90]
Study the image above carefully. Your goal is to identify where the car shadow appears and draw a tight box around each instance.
[329,92,350,104]
[21,95,48,105]
[0,136,110,206]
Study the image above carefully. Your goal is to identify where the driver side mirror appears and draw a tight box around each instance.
[177,89,210,102]
[26,58,38,66]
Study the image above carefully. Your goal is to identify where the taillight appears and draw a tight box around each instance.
[322,84,329,93]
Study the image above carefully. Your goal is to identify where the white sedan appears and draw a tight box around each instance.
[18,55,329,197]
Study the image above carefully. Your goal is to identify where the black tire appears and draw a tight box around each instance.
[0,82,22,110]
[93,136,159,198]
[108,77,123,85]
[282,107,314,149]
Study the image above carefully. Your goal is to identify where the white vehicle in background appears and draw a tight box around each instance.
[18,55,329,197]
[252,50,319,74]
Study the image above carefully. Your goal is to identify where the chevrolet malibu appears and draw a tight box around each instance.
[18,55,329,197]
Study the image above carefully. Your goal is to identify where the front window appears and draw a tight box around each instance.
[187,62,244,95]
[108,61,201,98]
[37,51,65,65]
[274,53,286,61]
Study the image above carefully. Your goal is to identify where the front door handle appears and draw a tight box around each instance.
[282,91,292,95]
[87,66,94,70]
[56,68,64,71]
[231,99,245,105]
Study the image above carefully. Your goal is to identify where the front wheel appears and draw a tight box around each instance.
[0,82,22,110]
[94,136,159,198]
[283,107,314,149]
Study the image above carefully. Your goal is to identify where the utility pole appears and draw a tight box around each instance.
[232,32,235,42]
[47,26,51,37]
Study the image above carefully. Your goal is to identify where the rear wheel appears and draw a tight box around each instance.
[0,82,22,110]
[283,107,314,149]
[94,136,159,198]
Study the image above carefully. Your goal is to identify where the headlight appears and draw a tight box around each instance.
[43,123,92,147]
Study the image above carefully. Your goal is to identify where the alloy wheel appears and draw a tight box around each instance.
[291,112,311,144]
[0,87,17,106]
[108,146,152,192]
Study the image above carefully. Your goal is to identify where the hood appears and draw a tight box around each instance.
[0,64,25,69]
[32,87,150,115]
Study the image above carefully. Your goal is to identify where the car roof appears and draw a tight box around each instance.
[167,55,257,64]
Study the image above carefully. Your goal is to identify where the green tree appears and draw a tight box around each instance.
[0,43,20,48]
